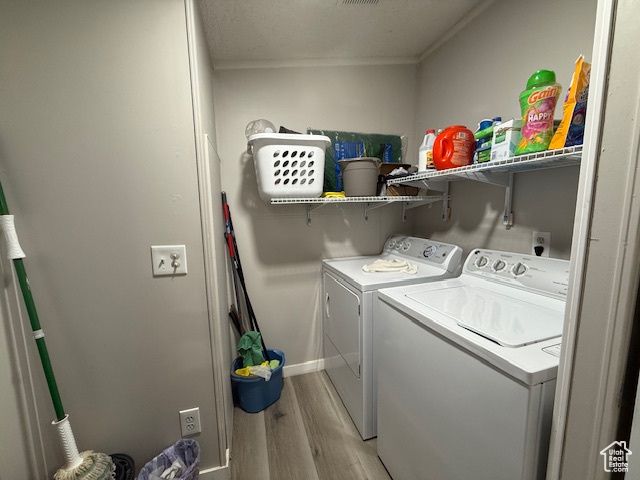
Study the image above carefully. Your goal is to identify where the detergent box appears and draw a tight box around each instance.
[491,119,522,161]
[549,56,591,149]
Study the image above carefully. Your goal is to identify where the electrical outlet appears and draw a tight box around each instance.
[179,407,201,437]
[532,231,551,257]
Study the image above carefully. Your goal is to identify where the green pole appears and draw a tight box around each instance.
[0,182,65,421]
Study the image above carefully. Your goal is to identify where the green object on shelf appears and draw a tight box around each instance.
[516,69,562,155]
[476,148,492,163]
[474,125,494,140]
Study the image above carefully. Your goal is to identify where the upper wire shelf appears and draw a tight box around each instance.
[386,146,583,188]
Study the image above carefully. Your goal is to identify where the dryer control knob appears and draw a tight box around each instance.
[475,256,489,268]
[423,245,437,258]
[512,262,528,276]
[492,259,506,272]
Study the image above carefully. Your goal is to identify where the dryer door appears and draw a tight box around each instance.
[324,272,361,378]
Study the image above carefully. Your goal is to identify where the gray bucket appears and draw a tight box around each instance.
[338,157,381,197]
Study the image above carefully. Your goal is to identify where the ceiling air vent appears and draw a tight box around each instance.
[339,0,379,5]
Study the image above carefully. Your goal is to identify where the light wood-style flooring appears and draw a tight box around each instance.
[231,371,391,480]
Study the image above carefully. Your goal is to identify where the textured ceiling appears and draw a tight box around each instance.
[198,0,485,66]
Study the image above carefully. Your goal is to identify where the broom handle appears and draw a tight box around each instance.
[0,182,66,421]
[221,192,270,361]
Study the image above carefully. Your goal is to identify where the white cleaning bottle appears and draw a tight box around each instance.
[418,129,437,172]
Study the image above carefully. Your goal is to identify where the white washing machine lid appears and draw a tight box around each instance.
[378,282,565,384]
[407,285,563,347]
[323,254,451,291]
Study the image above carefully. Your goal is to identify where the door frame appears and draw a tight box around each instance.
[546,0,640,477]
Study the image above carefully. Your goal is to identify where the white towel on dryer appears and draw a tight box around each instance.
[362,258,418,274]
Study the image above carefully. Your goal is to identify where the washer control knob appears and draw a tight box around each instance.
[403,242,411,251]
[512,262,528,276]
[395,241,403,250]
[492,259,506,272]
[423,245,437,258]
[475,256,489,268]
[388,240,396,248]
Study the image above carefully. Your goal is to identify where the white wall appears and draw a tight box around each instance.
[185,0,234,467]
[0,254,41,478]
[413,0,597,259]
[0,0,223,475]
[213,64,418,367]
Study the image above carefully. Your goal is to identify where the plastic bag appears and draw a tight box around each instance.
[249,365,272,381]
[149,466,164,480]
[137,439,200,480]
[148,458,187,480]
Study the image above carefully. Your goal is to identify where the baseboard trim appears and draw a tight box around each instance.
[199,448,230,480]
[283,358,325,377]
[199,465,228,480]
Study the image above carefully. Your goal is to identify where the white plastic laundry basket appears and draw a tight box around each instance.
[248,133,331,202]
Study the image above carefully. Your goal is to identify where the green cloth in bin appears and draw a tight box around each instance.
[238,331,265,367]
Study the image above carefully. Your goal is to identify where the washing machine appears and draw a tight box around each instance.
[375,248,570,480]
[322,235,463,440]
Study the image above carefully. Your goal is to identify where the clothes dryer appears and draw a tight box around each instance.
[322,235,462,439]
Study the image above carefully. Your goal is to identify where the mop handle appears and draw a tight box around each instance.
[0,182,66,421]
[221,192,235,259]
[221,192,270,361]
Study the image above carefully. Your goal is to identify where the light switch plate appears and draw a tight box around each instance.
[151,245,187,276]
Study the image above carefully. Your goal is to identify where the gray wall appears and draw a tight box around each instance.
[213,64,419,368]
[211,0,598,373]
[413,0,597,259]
[186,0,234,461]
[0,255,42,478]
[0,0,604,476]
[0,0,222,475]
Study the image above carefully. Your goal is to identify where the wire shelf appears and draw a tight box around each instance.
[387,146,583,187]
[270,195,439,204]
[269,195,446,224]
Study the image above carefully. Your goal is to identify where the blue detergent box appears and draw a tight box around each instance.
[380,143,393,163]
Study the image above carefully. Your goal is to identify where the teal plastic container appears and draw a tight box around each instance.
[516,70,562,155]
[231,349,285,413]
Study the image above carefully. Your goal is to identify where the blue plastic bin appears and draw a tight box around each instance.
[230,349,285,413]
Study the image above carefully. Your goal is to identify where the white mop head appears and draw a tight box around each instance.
[52,415,115,480]
[53,450,115,480]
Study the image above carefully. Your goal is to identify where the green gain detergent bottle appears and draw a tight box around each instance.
[516,70,562,155]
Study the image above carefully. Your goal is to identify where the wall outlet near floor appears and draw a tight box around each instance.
[179,407,201,436]
[532,231,551,257]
